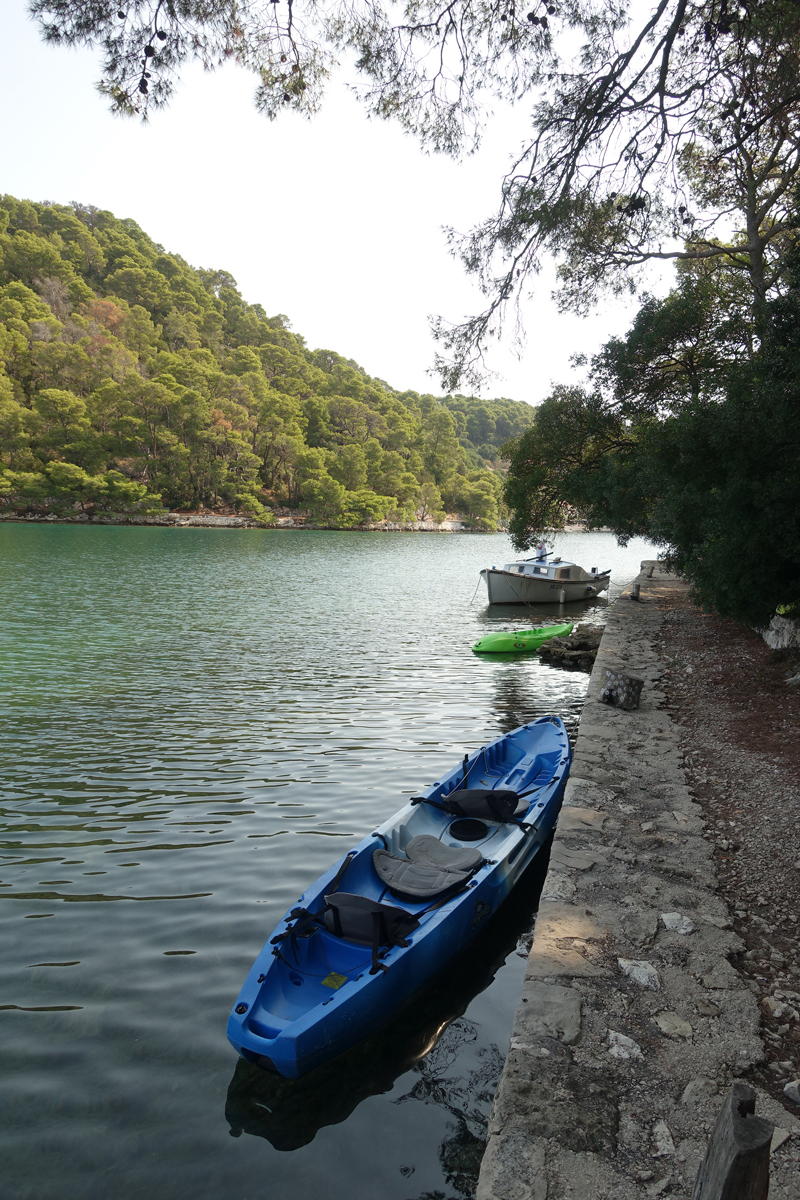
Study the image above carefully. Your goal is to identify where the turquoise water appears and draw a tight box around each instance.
[0,526,651,1199]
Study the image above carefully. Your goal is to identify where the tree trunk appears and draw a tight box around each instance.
[744,167,768,335]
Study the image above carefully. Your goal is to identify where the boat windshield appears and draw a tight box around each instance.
[503,562,552,575]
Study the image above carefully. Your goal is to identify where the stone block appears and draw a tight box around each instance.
[539,873,577,903]
[698,959,741,990]
[490,1048,620,1155]
[622,910,659,947]
[512,981,583,1047]
[608,1030,643,1059]
[682,1077,719,1106]
[654,1011,692,1038]
[476,1133,547,1200]
[556,806,607,833]
[661,911,695,934]
[527,904,609,978]
[549,843,607,871]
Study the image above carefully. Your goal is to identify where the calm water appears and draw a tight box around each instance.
[0,526,651,1200]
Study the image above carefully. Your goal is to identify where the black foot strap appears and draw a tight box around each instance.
[369,910,389,975]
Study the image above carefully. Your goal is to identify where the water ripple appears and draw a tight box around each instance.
[0,525,651,1200]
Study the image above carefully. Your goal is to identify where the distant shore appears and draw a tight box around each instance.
[0,510,498,533]
[0,511,607,534]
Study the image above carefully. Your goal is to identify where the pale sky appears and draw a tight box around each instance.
[2,2,664,403]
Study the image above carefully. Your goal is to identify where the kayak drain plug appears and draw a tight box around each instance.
[235,1003,248,1014]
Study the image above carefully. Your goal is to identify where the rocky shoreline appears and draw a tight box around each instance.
[0,510,488,533]
[539,625,604,672]
[477,562,800,1200]
[1,510,606,535]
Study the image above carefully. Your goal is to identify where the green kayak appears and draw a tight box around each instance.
[472,622,574,655]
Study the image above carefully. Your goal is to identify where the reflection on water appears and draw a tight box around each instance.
[225,850,549,1158]
[397,1029,500,1200]
[488,664,581,739]
[0,525,651,1200]
[481,593,608,624]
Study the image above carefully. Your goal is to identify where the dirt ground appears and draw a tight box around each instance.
[656,588,800,1117]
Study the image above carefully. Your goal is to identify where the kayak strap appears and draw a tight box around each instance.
[270,851,358,951]
[410,791,533,832]
[328,850,357,893]
[270,904,332,963]
[273,893,419,979]
[370,911,388,975]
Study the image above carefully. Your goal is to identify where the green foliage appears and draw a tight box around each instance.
[503,387,632,547]
[416,481,446,523]
[0,462,162,514]
[341,489,396,526]
[0,194,528,529]
[447,470,503,532]
[302,472,348,522]
[329,443,368,491]
[439,394,533,462]
[590,262,754,415]
[503,260,800,625]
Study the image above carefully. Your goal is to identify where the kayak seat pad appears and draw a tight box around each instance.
[321,892,420,946]
[373,834,483,901]
[442,788,522,822]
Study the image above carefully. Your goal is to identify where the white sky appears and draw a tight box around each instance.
[2,2,667,404]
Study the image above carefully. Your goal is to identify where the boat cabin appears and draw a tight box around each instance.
[499,557,599,581]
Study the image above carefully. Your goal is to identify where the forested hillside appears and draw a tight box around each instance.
[0,195,534,529]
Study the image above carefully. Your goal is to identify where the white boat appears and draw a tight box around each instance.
[480,551,610,605]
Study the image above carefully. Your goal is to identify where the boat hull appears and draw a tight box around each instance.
[481,568,610,605]
[227,718,571,1078]
[472,622,574,654]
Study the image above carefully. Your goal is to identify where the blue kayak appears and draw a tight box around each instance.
[227,715,571,1078]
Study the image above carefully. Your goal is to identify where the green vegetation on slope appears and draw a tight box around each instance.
[0,195,534,529]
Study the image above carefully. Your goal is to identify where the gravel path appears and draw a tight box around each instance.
[657,589,800,1117]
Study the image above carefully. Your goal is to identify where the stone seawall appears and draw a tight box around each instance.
[477,562,799,1200]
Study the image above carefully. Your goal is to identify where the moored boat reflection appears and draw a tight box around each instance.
[479,594,610,623]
